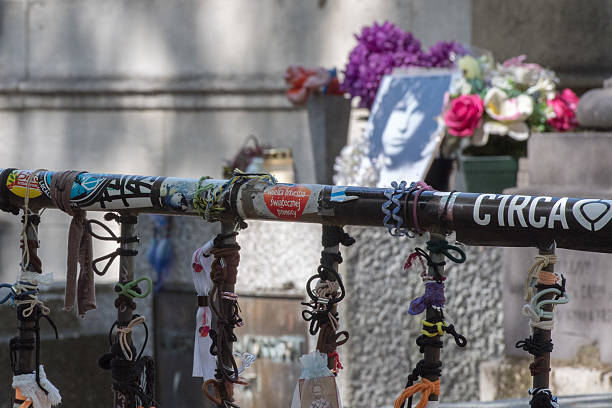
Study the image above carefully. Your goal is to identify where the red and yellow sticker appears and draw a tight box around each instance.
[6,170,42,198]
[263,185,311,220]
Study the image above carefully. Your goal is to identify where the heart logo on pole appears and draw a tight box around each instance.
[264,185,311,220]
[572,199,612,231]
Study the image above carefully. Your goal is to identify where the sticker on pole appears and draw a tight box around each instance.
[263,185,311,220]
[6,170,42,198]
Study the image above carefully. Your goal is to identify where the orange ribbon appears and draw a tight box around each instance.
[394,378,440,408]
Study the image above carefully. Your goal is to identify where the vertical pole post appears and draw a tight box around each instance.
[316,241,340,371]
[424,231,445,403]
[216,221,237,406]
[533,242,556,390]
[114,214,138,408]
[15,212,41,375]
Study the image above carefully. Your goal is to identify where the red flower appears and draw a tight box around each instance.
[547,88,579,131]
[560,88,579,110]
[444,94,484,137]
[284,65,332,105]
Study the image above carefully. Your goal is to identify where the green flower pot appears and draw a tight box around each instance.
[461,155,518,193]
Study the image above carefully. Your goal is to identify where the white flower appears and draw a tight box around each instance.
[482,121,530,142]
[482,87,534,142]
[526,76,558,100]
[333,124,379,187]
[508,65,542,87]
[449,76,472,96]
[490,74,513,90]
[485,88,533,122]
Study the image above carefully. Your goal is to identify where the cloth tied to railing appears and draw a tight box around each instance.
[394,377,440,408]
[409,282,445,315]
[50,170,95,317]
[10,277,59,400]
[12,365,61,408]
[191,238,216,382]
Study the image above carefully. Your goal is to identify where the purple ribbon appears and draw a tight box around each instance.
[408,282,446,315]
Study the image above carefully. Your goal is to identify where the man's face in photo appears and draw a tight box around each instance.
[313,385,323,400]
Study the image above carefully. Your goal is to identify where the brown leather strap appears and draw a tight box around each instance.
[197,296,208,307]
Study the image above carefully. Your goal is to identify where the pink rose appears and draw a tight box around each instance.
[444,94,484,137]
[547,89,579,132]
[560,88,579,111]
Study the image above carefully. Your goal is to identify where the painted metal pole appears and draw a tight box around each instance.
[114,214,138,408]
[315,240,340,371]
[424,231,445,404]
[532,242,555,391]
[217,221,237,406]
[15,212,40,376]
[2,169,612,253]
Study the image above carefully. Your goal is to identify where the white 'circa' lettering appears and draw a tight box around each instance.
[472,194,569,230]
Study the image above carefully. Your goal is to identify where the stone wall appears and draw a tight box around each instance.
[472,0,612,91]
[341,227,505,407]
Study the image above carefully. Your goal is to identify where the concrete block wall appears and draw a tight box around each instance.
[472,0,612,91]
[341,227,505,407]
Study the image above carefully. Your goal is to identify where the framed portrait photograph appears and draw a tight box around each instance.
[298,377,340,408]
[367,69,454,187]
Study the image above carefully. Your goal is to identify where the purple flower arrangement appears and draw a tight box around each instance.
[343,21,466,109]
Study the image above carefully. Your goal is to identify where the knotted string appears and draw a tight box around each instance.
[206,236,244,393]
[99,316,157,408]
[394,377,440,408]
[524,254,558,302]
[117,315,146,361]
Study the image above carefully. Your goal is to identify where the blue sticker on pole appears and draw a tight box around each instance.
[330,186,358,203]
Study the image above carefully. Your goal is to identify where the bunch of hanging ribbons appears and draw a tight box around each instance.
[1,169,159,408]
[301,225,355,375]
[198,232,255,408]
[381,181,469,408]
[395,238,467,408]
[92,212,157,408]
[515,253,569,408]
[1,169,61,408]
